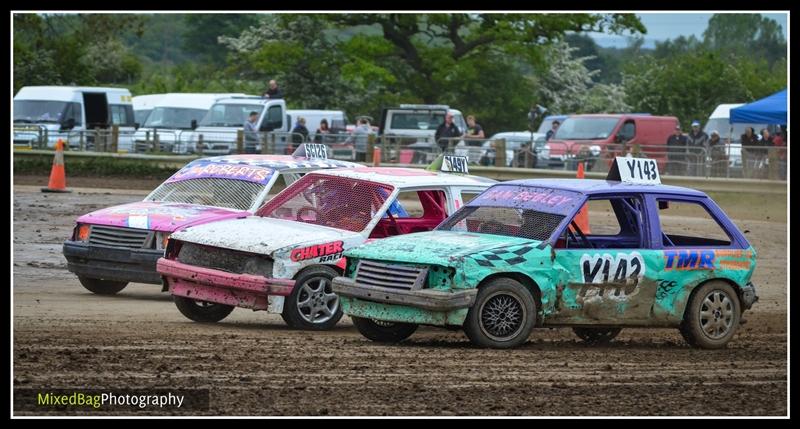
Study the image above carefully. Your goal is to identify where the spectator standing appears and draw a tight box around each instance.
[755,128,773,179]
[686,120,708,176]
[545,120,560,141]
[740,127,759,178]
[313,119,331,144]
[666,125,688,176]
[708,130,728,177]
[262,80,283,99]
[434,112,461,152]
[243,111,260,153]
[291,117,309,148]
[463,115,485,139]
[346,118,374,161]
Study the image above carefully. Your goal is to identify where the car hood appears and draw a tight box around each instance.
[171,216,360,256]
[344,230,543,267]
[77,201,248,232]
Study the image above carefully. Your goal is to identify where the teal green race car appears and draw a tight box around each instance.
[332,163,758,349]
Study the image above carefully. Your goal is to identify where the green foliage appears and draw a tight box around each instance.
[622,50,786,129]
[13,13,145,92]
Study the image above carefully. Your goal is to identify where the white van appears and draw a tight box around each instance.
[132,93,246,153]
[14,86,136,150]
[132,94,167,126]
[287,109,348,138]
[379,104,467,143]
[704,104,769,168]
[187,96,288,155]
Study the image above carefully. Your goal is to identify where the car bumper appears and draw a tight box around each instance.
[63,241,164,284]
[740,281,759,310]
[157,258,295,310]
[331,276,477,311]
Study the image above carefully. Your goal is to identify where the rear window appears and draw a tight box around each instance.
[390,111,445,130]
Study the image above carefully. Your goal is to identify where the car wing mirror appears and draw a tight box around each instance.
[658,201,669,210]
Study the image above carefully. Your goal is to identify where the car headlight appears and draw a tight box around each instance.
[74,223,90,242]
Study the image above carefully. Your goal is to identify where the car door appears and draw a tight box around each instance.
[647,195,748,324]
[549,194,661,325]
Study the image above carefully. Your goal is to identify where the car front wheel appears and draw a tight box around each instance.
[352,317,418,343]
[78,276,128,295]
[573,327,622,345]
[281,266,343,330]
[173,296,235,323]
[464,278,536,349]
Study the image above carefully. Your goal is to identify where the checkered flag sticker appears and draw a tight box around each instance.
[470,245,538,267]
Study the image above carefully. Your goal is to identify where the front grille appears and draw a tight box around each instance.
[88,225,151,248]
[355,260,428,291]
[177,242,272,277]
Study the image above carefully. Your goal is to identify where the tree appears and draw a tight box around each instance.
[183,14,260,62]
[13,13,145,91]
[325,14,645,104]
[536,40,630,115]
[703,14,786,65]
[622,49,786,129]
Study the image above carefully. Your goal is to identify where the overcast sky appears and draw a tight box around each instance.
[589,12,789,48]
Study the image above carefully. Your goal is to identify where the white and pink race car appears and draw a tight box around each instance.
[158,160,495,330]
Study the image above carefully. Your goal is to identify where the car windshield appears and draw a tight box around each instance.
[145,178,269,211]
[703,119,768,143]
[554,118,619,140]
[257,173,394,233]
[134,109,152,125]
[200,104,262,127]
[390,111,445,130]
[14,100,69,123]
[144,107,208,129]
[438,206,564,241]
[537,118,557,134]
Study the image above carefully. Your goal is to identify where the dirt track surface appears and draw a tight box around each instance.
[13,182,787,416]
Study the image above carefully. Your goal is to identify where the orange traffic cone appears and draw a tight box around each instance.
[573,161,590,234]
[373,147,381,167]
[41,139,71,193]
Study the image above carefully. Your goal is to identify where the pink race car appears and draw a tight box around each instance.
[63,148,359,295]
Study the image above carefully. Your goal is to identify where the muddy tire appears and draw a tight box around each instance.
[463,278,536,349]
[573,327,622,345]
[680,281,741,349]
[173,296,235,323]
[281,266,343,330]
[352,317,418,343]
[78,276,128,295]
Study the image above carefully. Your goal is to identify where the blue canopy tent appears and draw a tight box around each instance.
[730,89,787,125]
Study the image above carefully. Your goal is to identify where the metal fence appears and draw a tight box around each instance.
[14,125,786,181]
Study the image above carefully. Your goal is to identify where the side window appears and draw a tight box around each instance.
[562,197,644,249]
[618,120,636,142]
[261,105,283,131]
[108,105,133,127]
[657,199,732,247]
[460,190,482,205]
[388,190,445,219]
